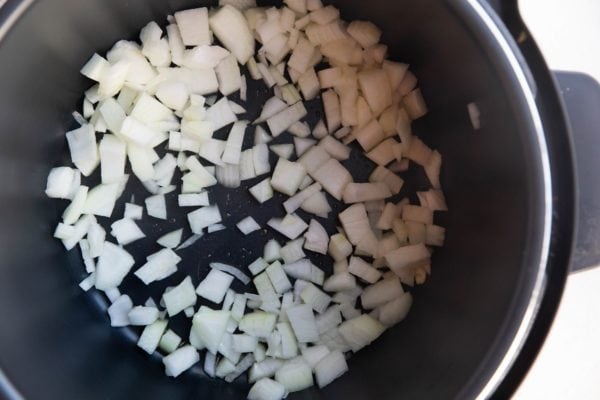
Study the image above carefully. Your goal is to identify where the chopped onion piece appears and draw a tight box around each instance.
[253,143,271,176]
[87,221,106,258]
[78,273,96,292]
[323,273,356,293]
[98,60,130,99]
[266,102,308,137]
[321,90,341,133]
[80,53,109,81]
[300,191,331,218]
[196,269,234,303]
[312,158,352,201]
[163,345,200,377]
[216,358,237,378]
[176,233,204,250]
[403,88,428,120]
[354,119,385,152]
[249,257,269,276]
[137,319,168,354]
[128,306,159,326]
[320,136,350,160]
[229,101,247,115]
[216,164,241,188]
[366,138,397,166]
[280,239,306,264]
[255,97,288,124]
[270,144,295,160]
[178,192,209,207]
[110,218,145,245]
[107,294,133,327]
[271,158,307,196]
[467,101,481,130]
[275,361,313,393]
[159,329,183,353]
[254,272,280,310]
[222,121,248,165]
[219,333,242,364]
[239,149,256,181]
[254,126,273,145]
[348,256,381,284]
[283,259,312,282]
[260,238,282,262]
[79,240,94,274]
[134,248,182,285]
[188,205,222,234]
[302,345,330,369]
[210,263,250,285]
[303,219,328,255]
[249,178,274,204]
[378,292,413,326]
[210,5,255,64]
[342,182,392,204]
[286,304,319,343]
[341,303,362,319]
[384,243,430,275]
[95,242,135,290]
[144,194,167,220]
[61,214,94,250]
[247,57,262,80]
[402,204,434,225]
[45,167,78,199]
[293,137,316,157]
[368,166,403,195]
[314,350,348,388]
[163,276,197,316]
[347,20,382,48]
[281,84,302,106]
[300,282,331,314]
[240,312,278,339]
[250,358,285,383]
[62,185,88,225]
[298,68,320,100]
[361,277,403,309]
[282,183,321,215]
[268,214,308,240]
[338,314,385,352]
[425,150,442,189]
[224,353,256,382]
[66,124,99,177]
[425,225,445,247]
[277,322,299,359]
[405,136,433,166]
[232,334,259,353]
[205,97,238,132]
[174,8,210,46]
[192,308,231,353]
[266,261,293,294]
[215,54,242,96]
[417,189,448,211]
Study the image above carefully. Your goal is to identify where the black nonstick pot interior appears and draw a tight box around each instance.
[0,0,558,399]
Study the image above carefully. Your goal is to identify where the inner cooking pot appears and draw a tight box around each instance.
[0,0,575,399]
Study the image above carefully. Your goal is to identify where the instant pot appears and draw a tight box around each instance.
[0,0,585,398]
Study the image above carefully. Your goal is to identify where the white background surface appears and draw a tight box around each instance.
[514,1,600,398]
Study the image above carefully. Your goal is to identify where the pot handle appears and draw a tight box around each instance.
[487,0,600,272]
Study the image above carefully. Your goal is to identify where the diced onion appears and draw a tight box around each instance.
[211,262,251,285]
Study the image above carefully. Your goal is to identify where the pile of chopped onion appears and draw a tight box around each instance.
[46,2,448,399]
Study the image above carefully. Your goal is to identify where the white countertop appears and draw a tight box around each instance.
[514,1,600,398]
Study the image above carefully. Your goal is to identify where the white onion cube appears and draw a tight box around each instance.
[196,269,234,304]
